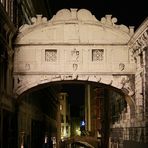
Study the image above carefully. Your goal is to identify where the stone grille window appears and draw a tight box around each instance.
[45,49,57,62]
[92,49,104,61]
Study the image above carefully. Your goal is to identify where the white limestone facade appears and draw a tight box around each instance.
[13,8,148,144]
[129,17,148,142]
[14,8,135,97]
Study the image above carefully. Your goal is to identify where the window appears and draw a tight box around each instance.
[60,105,63,110]
[92,49,104,61]
[45,49,57,62]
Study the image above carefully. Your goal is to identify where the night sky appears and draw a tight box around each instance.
[61,84,85,117]
[49,0,148,29]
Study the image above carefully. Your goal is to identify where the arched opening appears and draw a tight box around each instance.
[16,80,134,148]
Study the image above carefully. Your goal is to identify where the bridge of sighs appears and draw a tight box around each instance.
[14,8,148,147]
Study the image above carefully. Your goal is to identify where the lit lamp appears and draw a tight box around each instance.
[20,130,25,148]
[80,120,85,136]
[76,128,81,135]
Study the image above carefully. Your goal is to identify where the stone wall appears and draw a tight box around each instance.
[17,87,59,147]
[125,17,148,145]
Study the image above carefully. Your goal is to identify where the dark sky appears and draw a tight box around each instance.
[61,84,85,117]
[49,0,147,29]
[61,84,85,105]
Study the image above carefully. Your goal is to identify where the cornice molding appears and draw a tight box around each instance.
[15,9,134,45]
[129,17,148,57]
[18,9,134,36]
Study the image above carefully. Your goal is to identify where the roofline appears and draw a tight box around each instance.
[128,17,148,45]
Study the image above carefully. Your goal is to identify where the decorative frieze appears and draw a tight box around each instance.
[14,74,135,97]
[70,48,80,71]
[16,9,133,45]
[71,48,79,62]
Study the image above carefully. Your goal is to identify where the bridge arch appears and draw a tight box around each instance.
[16,79,136,148]
[16,78,136,118]
[14,9,135,93]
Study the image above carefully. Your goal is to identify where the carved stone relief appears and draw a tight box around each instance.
[14,73,135,98]
[119,63,125,71]
[130,28,148,58]
[120,77,135,96]
[71,48,80,62]
[25,64,30,70]
[71,48,80,71]
[73,63,78,71]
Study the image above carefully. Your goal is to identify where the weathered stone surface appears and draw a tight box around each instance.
[16,9,133,45]
[13,8,148,144]
[14,9,137,96]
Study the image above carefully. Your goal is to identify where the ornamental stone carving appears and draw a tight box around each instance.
[71,48,79,62]
[129,18,148,57]
[14,74,135,97]
[119,63,125,71]
[16,8,134,45]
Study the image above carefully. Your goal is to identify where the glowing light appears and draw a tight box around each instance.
[76,128,81,135]
[80,120,85,126]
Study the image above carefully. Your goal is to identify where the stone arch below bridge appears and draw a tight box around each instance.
[14,75,136,115]
[14,74,135,96]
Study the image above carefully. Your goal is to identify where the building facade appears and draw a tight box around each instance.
[0,0,30,147]
[0,1,61,148]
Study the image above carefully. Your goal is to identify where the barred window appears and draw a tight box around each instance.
[45,49,57,62]
[92,49,104,61]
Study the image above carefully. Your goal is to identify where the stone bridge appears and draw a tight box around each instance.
[13,8,148,146]
[60,136,98,148]
[14,9,135,98]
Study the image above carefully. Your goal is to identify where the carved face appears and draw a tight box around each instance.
[119,63,125,71]
[73,63,78,71]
